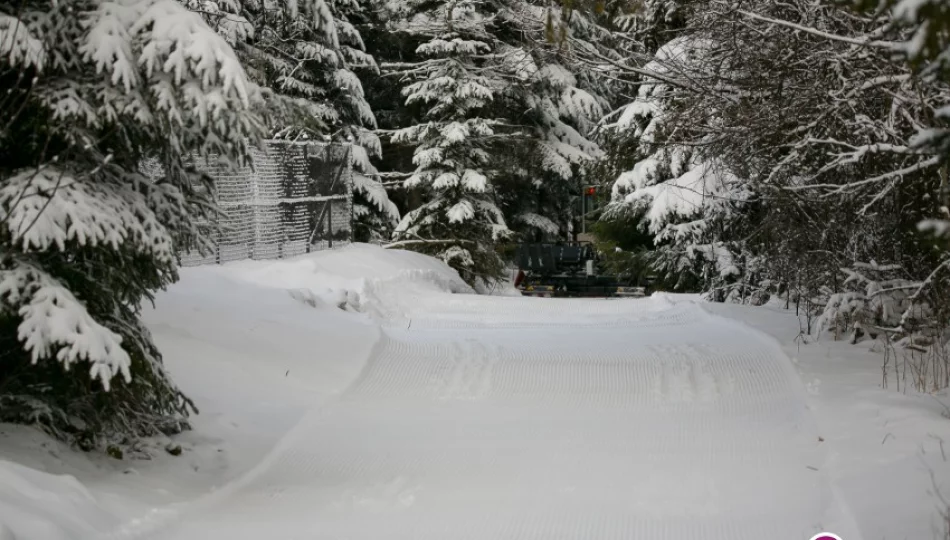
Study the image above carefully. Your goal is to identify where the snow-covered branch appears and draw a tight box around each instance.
[735,10,902,51]
[0,262,132,391]
[790,156,942,193]
[384,238,477,249]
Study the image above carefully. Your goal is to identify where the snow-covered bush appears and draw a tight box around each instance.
[0,0,264,448]
[815,263,919,342]
[814,260,950,391]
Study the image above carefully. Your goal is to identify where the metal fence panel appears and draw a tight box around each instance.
[177,141,353,266]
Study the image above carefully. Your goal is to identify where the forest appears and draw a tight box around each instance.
[0,0,948,446]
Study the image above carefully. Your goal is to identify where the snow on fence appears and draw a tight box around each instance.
[179,141,354,267]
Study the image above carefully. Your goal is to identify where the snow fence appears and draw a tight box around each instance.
[178,141,354,266]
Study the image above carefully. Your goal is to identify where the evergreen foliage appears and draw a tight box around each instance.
[372,0,620,284]
[0,0,264,448]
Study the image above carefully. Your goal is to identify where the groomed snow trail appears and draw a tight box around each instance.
[141,296,834,540]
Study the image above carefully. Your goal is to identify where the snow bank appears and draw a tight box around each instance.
[679,295,950,540]
[213,243,473,317]
[0,460,117,540]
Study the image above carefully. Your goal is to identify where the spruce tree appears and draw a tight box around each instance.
[375,0,618,283]
[389,5,511,285]
[0,0,264,448]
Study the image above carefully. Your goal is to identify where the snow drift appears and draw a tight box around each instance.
[0,244,470,539]
[0,459,116,540]
[213,243,473,317]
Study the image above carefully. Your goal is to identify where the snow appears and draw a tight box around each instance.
[0,170,173,261]
[411,147,444,168]
[213,244,472,318]
[536,142,571,179]
[440,122,470,143]
[605,35,743,251]
[0,245,464,539]
[130,0,252,106]
[920,218,950,238]
[613,100,658,131]
[454,80,494,102]
[447,200,475,223]
[215,11,254,46]
[0,459,116,540]
[557,87,603,126]
[540,99,603,158]
[623,160,740,238]
[614,155,659,194]
[6,265,132,391]
[357,130,383,157]
[304,0,340,49]
[432,171,460,189]
[0,14,46,70]
[333,69,364,96]
[348,145,398,224]
[892,0,939,59]
[499,46,538,80]
[514,212,560,235]
[352,172,400,222]
[416,38,488,57]
[460,169,487,192]
[132,294,837,539]
[1,246,948,540]
[696,297,950,540]
[537,63,577,88]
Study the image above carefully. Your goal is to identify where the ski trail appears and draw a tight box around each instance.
[122,297,841,540]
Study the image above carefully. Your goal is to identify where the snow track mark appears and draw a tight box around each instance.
[137,298,835,540]
[400,302,702,330]
[433,341,498,400]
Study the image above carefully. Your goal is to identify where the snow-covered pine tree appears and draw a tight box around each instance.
[489,5,611,242]
[0,0,264,448]
[189,0,399,240]
[389,3,510,285]
[600,35,754,298]
[188,0,369,136]
[378,0,616,271]
[351,139,401,241]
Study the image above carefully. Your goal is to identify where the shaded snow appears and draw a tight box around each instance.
[0,459,117,540]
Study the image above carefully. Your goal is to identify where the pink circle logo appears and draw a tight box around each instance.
[809,534,842,540]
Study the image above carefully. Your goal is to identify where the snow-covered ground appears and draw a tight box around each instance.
[0,244,947,540]
[700,299,950,540]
